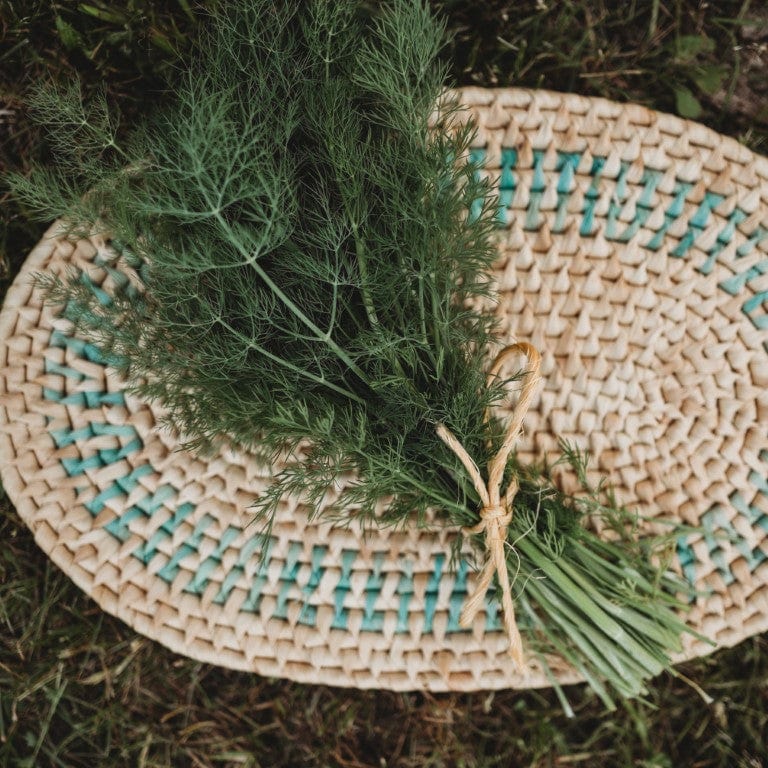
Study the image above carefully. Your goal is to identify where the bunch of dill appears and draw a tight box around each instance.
[9,0,697,706]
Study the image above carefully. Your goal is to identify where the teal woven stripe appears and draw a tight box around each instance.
[49,328,114,366]
[476,146,768,327]
[239,535,277,613]
[43,387,126,409]
[484,593,502,631]
[677,459,768,589]
[580,156,605,236]
[554,152,580,232]
[742,291,768,330]
[186,526,241,595]
[500,148,517,189]
[469,148,488,222]
[702,505,738,586]
[720,259,767,296]
[331,549,357,630]
[699,208,748,275]
[104,239,149,277]
[523,150,546,230]
[480,148,755,256]
[44,357,90,383]
[447,558,469,632]
[50,420,137,449]
[395,559,414,633]
[297,544,327,626]
[361,552,385,632]
[133,501,196,565]
[104,504,146,542]
[75,271,113,307]
[92,251,143,301]
[41,370,219,586]
[156,513,215,583]
[604,161,631,241]
[61,435,142,476]
[677,536,698,589]
[422,553,444,634]
[213,533,269,606]
[273,541,302,621]
[718,226,768,330]
[671,192,724,258]
[730,492,768,569]
[83,464,155,516]
[104,485,176,540]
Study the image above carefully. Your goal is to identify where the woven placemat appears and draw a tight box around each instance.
[2,88,767,692]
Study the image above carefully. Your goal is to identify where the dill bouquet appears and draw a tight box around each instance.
[10,0,698,706]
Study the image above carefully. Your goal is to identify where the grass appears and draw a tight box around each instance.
[2,494,767,767]
[1,1,767,766]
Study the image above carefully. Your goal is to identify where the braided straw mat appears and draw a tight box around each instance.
[2,88,767,692]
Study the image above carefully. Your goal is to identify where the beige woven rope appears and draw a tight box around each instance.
[437,342,542,667]
[1,88,767,692]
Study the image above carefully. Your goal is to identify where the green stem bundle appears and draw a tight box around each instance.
[8,0,699,707]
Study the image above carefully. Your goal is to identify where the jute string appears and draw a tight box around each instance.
[436,342,542,668]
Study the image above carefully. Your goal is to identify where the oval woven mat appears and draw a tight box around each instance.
[1,88,767,692]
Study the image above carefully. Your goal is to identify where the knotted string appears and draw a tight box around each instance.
[436,342,542,668]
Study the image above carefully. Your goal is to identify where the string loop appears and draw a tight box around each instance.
[436,341,541,667]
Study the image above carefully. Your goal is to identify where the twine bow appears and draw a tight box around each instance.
[436,342,542,668]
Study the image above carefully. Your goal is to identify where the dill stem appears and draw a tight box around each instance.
[352,221,380,330]
[214,210,374,390]
[416,271,432,358]
[253,255,373,392]
[362,449,469,519]
[215,317,367,405]
[347,212,423,400]
[428,273,446,367]
[516,536,665,676]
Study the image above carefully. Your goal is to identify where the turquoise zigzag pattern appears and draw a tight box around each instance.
[44,331,481,633]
